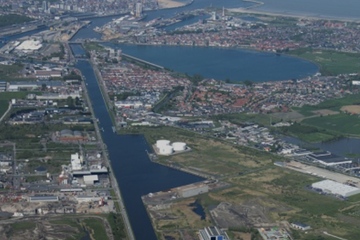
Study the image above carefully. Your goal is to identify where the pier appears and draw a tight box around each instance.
[121,53,164,70]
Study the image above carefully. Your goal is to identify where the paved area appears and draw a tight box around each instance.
[285,161,360,187]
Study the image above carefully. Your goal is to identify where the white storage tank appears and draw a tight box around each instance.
[156,139,170,148]
[172,142,186,151]
[159,145,173,155]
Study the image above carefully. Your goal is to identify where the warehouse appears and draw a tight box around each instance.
[29,195,59,202]
[83,175,99,185]
[308,151,352,166]
[311,180,360,197]
[199,226,229,240]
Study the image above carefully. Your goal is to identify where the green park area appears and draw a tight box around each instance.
[211,112,278,127]
[0,63,24,80]
[294,93,360,116]
[0,92,30,117]
[280,122,340,143]
[302,113,360,136]
[274,93,360,142]
[136,126,360,240]
[289,48,360,75]
[0,14,33,27]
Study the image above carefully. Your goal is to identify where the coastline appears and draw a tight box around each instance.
[157,0,193,10]
[232,0,360,22]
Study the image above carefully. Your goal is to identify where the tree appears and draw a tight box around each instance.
[244,80,253,87]
[66,97,74,107]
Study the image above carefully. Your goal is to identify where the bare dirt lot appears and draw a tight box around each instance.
[340,105,360,114]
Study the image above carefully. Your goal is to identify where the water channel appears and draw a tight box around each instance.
[74,58,204,240]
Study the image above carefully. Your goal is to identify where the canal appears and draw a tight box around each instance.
[74,58,204,240]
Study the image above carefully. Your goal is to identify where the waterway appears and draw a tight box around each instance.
[71,0,252,41]
[74,58,204,240]
[104,43,318,82]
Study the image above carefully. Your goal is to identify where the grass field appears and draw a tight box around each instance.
[136,126,280,177]
[289,48,360,75]
[107,213,127,240]
[212,112,278,127]
[302,113,360,136]
[279,122,341,142]
[83,218,108,240]
[0,64,24,80]
[0,92,32,117]
[293,93,360,117]
[10,221,36,232]
[143,126,360,240]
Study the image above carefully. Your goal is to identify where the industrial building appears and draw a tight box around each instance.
[177,183,208,198]
[7,82,38,91]
[291,222,311,231]
[76,195,103,203]
[308,151,352,166]
[311,180,360,197]
[258,227,292,240]
[83,175,99,185]
[71,153,83,171]
[29,195,59,202]
[0,81,7,92]
[199,226,229,240]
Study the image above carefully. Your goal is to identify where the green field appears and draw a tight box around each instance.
[0,92,31,117]
[0,64,24,79]
[83,218,108,240]
[293,93,360,116]
[107,213,127,240]
[0,14,33,27]
[289,48,360,75]
[143,126,360,239]
[10,221,36,232]
[280,122,341,142]
[127,126,281,178]
[212,112,279,127]
[303,113,360,136]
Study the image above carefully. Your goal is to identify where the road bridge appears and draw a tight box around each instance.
[121,53,164,70]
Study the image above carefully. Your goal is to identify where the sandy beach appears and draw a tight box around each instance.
[228,7,360,22]
[230,0,360,22]
[157,0,190,9]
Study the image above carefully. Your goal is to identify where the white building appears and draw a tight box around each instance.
[291,222,311,231]
[135,2,142,17]
[83,175,98,185]
[71,153,83,171]
[312,180,360,197]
